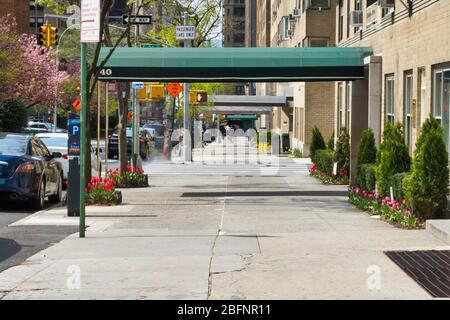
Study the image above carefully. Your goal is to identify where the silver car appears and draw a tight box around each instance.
[36,133,99,187]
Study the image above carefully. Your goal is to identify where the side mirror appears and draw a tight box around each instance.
[52,152,63,158]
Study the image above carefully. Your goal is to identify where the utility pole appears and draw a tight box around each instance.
[183,11,192,162]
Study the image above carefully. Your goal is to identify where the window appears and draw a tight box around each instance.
[433,66,450,153]
[404,71,413,154]
[233,7,245,16]
[302,37,329,47]
[385,75,395,124]
[304,0,331,9]
[345,82,351,128]
[338,0,344,42]
[337,83,344,133]
[233,33,244,43]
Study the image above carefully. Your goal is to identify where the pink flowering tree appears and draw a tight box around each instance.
[0,15,69,108]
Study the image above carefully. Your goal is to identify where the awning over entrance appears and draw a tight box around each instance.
[96,47,373,82]
[212,95,291,107]
[227,115,258,120]
[202,106,272,115]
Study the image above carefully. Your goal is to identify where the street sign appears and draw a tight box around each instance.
[68,118,81,137]
[176,25,196,40]
[167,82,183,97]
[71,98,81,111]
[80,0,100,43]
[132,82,145,89]
[122,14,152,25]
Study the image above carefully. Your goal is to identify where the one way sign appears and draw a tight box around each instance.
[122,14,152,25]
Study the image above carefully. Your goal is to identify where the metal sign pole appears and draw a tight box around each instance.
[79,42,87,238]
[105,82,109,175]
[97,81,101,174]
[183,11,191,162]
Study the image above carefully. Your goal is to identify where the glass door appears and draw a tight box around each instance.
[404,72,413,154]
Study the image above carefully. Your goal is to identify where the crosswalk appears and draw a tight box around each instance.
[143,159,310,175]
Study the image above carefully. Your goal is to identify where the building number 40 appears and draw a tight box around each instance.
[99,69,112,76]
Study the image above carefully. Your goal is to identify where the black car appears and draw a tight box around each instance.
[108,127,149,159]
[0,133,64,209]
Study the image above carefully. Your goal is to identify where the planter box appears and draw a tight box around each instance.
[86,190,122,206]
[116,174,149,188]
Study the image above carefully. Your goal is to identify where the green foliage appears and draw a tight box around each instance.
[327,131,335,150]
[375,122,411,197]
[405,115,449,219]
[355,164,376,192]
[357,128,377,165]
[310,126,326,160]
[291,148,302,158]
[0,99,28,132]
[315,149,334,175]
[391,172,408,201]
[334,128,350,176]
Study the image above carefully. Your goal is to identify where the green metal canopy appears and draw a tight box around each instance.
[96,47,373,82]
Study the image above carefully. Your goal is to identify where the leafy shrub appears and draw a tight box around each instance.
[355,164,376,192]
[405,115,449,219]
[390,172,408,202]
[327,131,335,150]
[107,165,148,188]
[315,149,334,175]
[86,176,121,205]
[310,126,326,160]
[0,99,28,132]
[375,122,410,197]
[291,148,302,158]
[357,128,377,165]
[334,128,350,177]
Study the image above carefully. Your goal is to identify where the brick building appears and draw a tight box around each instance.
[262,0,337,155]
[334,0,450,180]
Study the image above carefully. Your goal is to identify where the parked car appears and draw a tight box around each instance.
[142,122,164,138]
[108,127,149,159]
[0,133,63,209]
[36,132,100,187]
[24,121,65,134]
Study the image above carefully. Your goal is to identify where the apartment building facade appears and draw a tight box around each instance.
[335,0,450,167]
[268,0,337,155]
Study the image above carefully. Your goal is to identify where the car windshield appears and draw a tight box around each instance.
[39,136,67,148]
[113,128,133,137]
[0,135,28,156]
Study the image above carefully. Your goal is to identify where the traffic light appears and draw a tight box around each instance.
[38,24,49,46]
[48,25,58,46]
[75,86,80,95]
[189,90,207,104]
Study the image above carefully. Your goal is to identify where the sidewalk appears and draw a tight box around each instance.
[1,167,449,299]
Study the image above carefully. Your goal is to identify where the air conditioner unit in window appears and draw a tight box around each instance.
[278,34,283,41]
[349,10,363,27]
[377,0,395,8]
[292,8,301,18]
[288,14,297,22]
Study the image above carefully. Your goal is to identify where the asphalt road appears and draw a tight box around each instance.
[0,197,77,273]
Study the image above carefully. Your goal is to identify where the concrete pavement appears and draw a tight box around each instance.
[0,159,449,299]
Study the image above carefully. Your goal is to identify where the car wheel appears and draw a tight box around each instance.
[31,178,46,210]
[49,173,63,203]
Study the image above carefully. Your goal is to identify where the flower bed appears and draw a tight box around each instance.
[107,165,148,188]
[348,187,420,229]
[309,163,349,185]
[86,176,122,206]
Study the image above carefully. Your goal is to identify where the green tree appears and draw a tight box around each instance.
[334,128,350,176]
[310,126,326,161]
[0,100,28,132]
[327,131,334,150]
[375,122,411,197]
[357,128,377,165]
[405,115,449,219]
